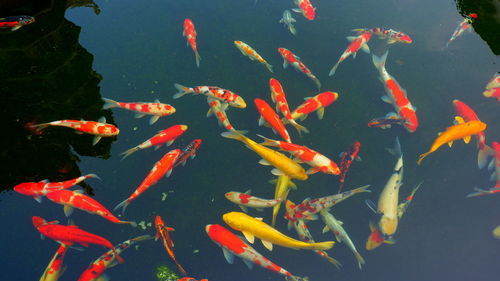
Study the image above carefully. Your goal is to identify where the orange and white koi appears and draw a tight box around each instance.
[269,78,308,135]
[173,84,246,108]
[46,189,136,226]
[155,215,186,275]
[255,98,291,143]
[446,13,477,48]
[278,48,321,89]
[102,98,175,125]
[329,31,372,76]
[234,41,273,73]
[225,190,281,213]
[353,28,412,44]
[14,174,98,203]
[258,135,340,175]
[29,117,119,145]
[32,216,125,263]
[466,142,500,198]
[292,0,316,20]
[206,99,239,132]
[483,73,500,103]
[120,124,188,159]
[205,224,308,281]
[114,149,181,214]
[77,235,152,281]
[175,139,202,168]
[40,244,68,281]
[183,18,201,67]
[290,92,338,121]
[372,51,418,132]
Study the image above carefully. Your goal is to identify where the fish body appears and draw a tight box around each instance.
[78,235,152,281]
[258,135,340,175]
[120,125,188,159]
[466,142,500,198]
[269,78,308,134]
[291,92,338,121]
[175,139,202,167]
[32,216,124,263]
[338,141,361,192]
[254,98,291,143]
[173,84,246,108]
[234,41,273,72]
[279,10,297,35]
[278,48,321,89]
[102,98,175,125]
[225,190,281,212]
[417,118,487,165]
[329,31,372,76]
[353,28,412,44]
[293,0,316,20]
[372,51,418,132]
[0,15,35,31]
[206,99,239,132]
[183,18,201,67]
[446,13,477,47]
[39,244,68,281]
[114,149,181,214]
[221,131,308,180]
[367,115,407,129]
[155,216,186,275]
[14,174,98,202]
[270,175,295,227]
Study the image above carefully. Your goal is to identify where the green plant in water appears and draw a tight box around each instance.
[155,265,180,281]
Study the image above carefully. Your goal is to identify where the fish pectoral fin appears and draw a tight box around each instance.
[242,231,255,244]
[306,167,320,175]
[222,248,235,264]
[239,205,249,213]
[381,95,392,103]
[63,205,74,217]
[361,43,370,53]
[322,225,329,234]
[92,136,102,146]
[149,115,160,125]
[271,169,285,176]
[242,258,255,270]
[254,217,263,221]
[384,237,396,244]
[316,107,325,120]
[463,136,471,144]
[261,240,273,251]
[95,273,111,281]
[365,199,377,214]
[447,141,453,148]
[34,196,42,203]
[454,116,465,124]
[134,113,146,119]
[258,116,266,126]
[346,36,356,42]
[259,159,272,166]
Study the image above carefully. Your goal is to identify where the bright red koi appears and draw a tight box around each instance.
[293,0,316,20]
[329,31,372,76]
[183,19,201,67]
[269,78,308,135]
[254,98,291,143]
[290,91,338,121]
[278,48,321,89]
[155,215,187,275]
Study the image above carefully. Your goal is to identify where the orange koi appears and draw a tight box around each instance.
[234,41,273,73]
[254,98,291,143]
[278,47,321,89]
[183,19,201,67]
[291,91,338,121]
[155,215,187,275]
[269,78,308,135]
[329,31,372,76]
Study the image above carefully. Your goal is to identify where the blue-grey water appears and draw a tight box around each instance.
[1,0,499,280]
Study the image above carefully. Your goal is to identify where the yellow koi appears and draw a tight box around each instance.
[269,175,296,226]
[234,41,273,73]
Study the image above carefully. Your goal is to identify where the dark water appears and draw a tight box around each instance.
[1,0,499,280]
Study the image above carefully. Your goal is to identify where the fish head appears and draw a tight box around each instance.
[398,33,412,44]
[317,91,338,107]
[13,182,41,196]
[32,216,47,228]
[18,15,35,25]
[183,18,193,29]
[233,96,247,108]
[222,211,249,231]
[224,192,237,201]
[154,215,164,229]
[277,48,288,58]
[366,227,384,250]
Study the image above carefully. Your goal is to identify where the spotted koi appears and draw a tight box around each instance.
[278,48,321,89]
[269,78,308,135]
[329,31,372,76]
[290,91,338,121]
[225,190,281,213]
[234,41,273,73]
[173,84,246,108]
[353,28,412,44]
[102,98,175,125]
[183,19,201,67]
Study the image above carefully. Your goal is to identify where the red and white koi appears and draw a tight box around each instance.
[353,28,412,44]
[234,41,273,73]
[255,98,291,143]
[155,215,187,275]
[13,174,98,203]
[183,18,201,67]
[338,141,361,192]
[372,51,418,132]
[46,189,136,226]
[78,235,152,281]
[290,91,338,121]
[269,78,308,135]
[225,190,281,213]
[40,244,68,281]
[328,31,372,76]
[29,117,119,145]
[483,73,500,103]
[258,135,340,175]
[278,48,321,89]
[466,142,500,198]
[32,216,125,263]
[120,124,188,160]
[102,98,175,125]
[175,139,202,168]
[0,15,35,31]
[114,149,181,214]
[173,84,247,108]
[292,0,316,20]
[206,99,239,132]
[205,224,307,281]
[446,13,478,48]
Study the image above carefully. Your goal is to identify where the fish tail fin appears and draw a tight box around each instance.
[328,63,339,76]
[102,98,119,109]
[266,63,274,73]
[466,187,494,198]
[120,146,140,160]
[114,198,131,215]
[355,251,366,269]
[311,241,335,251]
[221,130,246,141]
[26,123,50,135]
[322,254,342,269]
[351,184,371,194]
[195,51,201,68]
[478,144,494,169]
[371,50,389,72]
[113,248,125,264]
[417,151,432,165]
[256,134,278,146]
[386,136,402,157]
[173,83,191,99]
[286,275,310,281]
[289,120,309,135]
[84,173,101,181]
[118,220,137,227]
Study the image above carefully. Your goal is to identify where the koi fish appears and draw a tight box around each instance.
[466,142,500,198]
[120,124,188,159]
[269,78,308,135]
[417,117,487,165]
[175,139,202,167]
[77,235,152,281]
[102,98,175,125]
[0,15,35,31]
[292,0,316,20]
[205,224,308,281]
[32,216,124,263]
[46,190,136,226]
[338,141,361,192]
[279,10,296,35]
[14,174,99,203]
[206,99,242,132]
[221,131,308,180]
[183,19,201,67]
[446,13,477,48]
[258,135,340,175]
[39,244,68,281]
[353,28,412,44]
[367,115,407,129]
[173,84,247,108]
[372,51,418,132]
[223,211,334,251]
[290,92,338,121]
[225,190,281,213]
[234,41,273,73]
[270,175,296,227]
[319,209,365,269]
[483,73,500,103]
[329,31,372,76]
[485,73,500,89]
[29,117,119,145]
[483,88,500,103]
[114,149,181,214]
[278,48,321,89]
[255,98,292,143]
[453,100,488,168]
[155,215,186,275]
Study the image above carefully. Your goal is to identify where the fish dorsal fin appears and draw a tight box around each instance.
[259,159,272,166]
[245,189,252,195]
[463,136,471,144]
[454,116,465,124]
[254,217,263,221]
[322,225,329,234]
[242,231,255,244]
[437,132,442,136]
[271,168,285,176]
[447,141,453,148]
[63,205,74,217]
[154,99,160,103]
[261,240,273,251]
[222,248,235,264]
[98,116,106,123]
[346,36,356,42]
